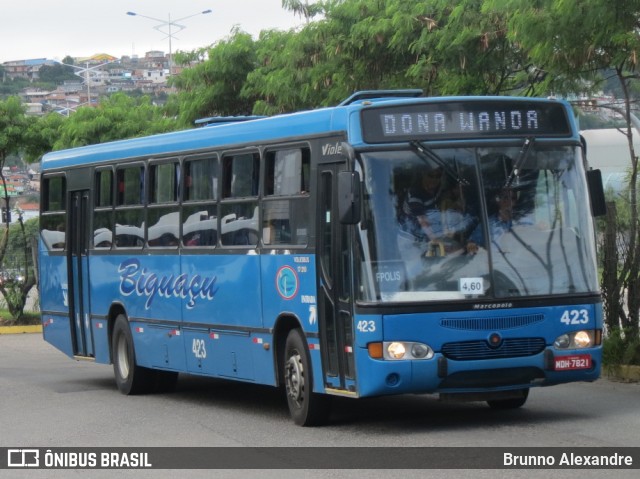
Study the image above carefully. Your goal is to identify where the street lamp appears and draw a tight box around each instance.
[54,59,117,109]
[126,9,212,76]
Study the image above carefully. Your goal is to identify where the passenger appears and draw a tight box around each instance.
[467,187,533,253]
[399,166,446,243]
[439,182,476,245]
[398,167,475,258]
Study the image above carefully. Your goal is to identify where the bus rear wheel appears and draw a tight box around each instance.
[487,388,529,409]
[111,314,155,395]
[283,329,330,426]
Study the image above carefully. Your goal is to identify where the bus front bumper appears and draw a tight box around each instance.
[353,346,601,398]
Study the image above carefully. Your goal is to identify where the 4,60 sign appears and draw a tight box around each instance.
[459,277,484,294]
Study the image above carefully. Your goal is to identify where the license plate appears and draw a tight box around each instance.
[554,354,592,371]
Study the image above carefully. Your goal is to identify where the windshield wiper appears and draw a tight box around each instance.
[410,141,469,186]
[504,137,535,188]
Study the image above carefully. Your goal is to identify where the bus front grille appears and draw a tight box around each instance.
[441,337,546,360]
[440,314,544,331]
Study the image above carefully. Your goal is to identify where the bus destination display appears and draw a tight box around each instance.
[361,100,571,143]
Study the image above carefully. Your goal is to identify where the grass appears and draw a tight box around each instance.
[0,310,40,326]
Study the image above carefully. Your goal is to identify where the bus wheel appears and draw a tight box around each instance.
[284,329,330,426]
[487,388,529,409]
[112,314,155,395]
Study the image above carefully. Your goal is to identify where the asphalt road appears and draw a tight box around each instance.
[1,333,639,479]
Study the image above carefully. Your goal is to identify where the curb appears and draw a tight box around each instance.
[603,365,640,383]
[0,325,42,335]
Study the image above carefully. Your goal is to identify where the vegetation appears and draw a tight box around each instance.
[603,329,640,372]
[51,93,176,148]
[0,98,38,322]
[36,63,77,86]
[1,0,640,366]
[0,78,33,98]
[0,217,38,320]
[0,309,40,326]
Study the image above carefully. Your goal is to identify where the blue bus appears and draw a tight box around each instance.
[39,91,605,425]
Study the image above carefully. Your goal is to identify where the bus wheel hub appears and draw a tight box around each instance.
[286,353,304,403]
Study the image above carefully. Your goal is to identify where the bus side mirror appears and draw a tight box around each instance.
[587,169,606,217]
[338,171,361,224]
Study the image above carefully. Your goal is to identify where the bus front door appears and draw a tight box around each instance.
[317,164,356,394]
[68,190,94,358]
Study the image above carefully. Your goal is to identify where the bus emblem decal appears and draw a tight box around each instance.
[275,265,299,300]
[118,258,218,310]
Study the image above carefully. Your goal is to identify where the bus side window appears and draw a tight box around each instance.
[223,153,259,198]
[221,153,260,246]
[116,166,144,206]
[147,161,179,248]
[114,165,145,249]
[93,168,113,248]
[262,147,310,246]
[41,175,67,251]
[183,156,218,248]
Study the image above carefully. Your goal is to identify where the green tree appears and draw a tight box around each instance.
[1,217,39,321]
[4,218,38,271]
[168,30,259,126]
[37,63,77,85]
[23,112,66,161]
[244,28,322,114]
[495,0,640,339]
[282,0,324,23]
[246,0,423,110]
[54,93,176,149]
[304,0,417,102]
[407,0,540,95]
[0,97,37,320]
[244,0,538,111]
[0,77,31,99]
[0,97,31,200]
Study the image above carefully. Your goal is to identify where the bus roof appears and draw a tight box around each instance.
[193,115,267,127]
[41,107,347,170]
[41,94,575,171]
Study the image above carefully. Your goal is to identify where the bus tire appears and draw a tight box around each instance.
[487,388,529,409]
[111,314,155,395]
[284,328,331,426]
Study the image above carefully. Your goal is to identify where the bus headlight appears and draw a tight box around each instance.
[411,343,432,359]
[369,342,434,360]
[554,330,594,349]
[387,342,406,359]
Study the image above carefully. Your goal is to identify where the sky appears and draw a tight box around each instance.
[0,0,304,63]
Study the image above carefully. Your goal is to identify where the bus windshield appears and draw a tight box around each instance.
[356,144,599,303]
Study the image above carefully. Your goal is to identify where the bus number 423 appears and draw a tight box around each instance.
[356,320,376,333]
[192,339,207,359]
[560,309,589,325]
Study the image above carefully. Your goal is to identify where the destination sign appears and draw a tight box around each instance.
[361,100,572,143]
